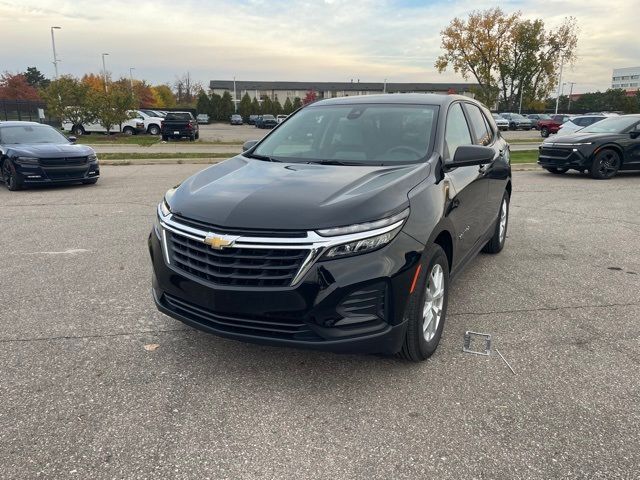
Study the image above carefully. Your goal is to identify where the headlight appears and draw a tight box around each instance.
[160,199,171,217]
[324,227,401,259]
[316,209,409,237]
[553,142,593,146]
[88,153,98,162]
[15,156,39,165]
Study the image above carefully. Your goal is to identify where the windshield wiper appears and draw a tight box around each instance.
[247,152,281,162]
[306,159,351,166]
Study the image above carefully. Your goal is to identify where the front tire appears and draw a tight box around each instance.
[590,149,621,180]
[540,127,550,138]
[2,160,23,191]
[72,125,85,136]
[483,192,509,254]
[399,244,450,362]
[122,127,135,136]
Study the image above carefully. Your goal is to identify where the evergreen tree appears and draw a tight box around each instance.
[273,96,283,115]
[220,91,235,120]
[261,96,273,115]
[283,97,293,115]
[196,91,210,116]
[210,93,222,120]
[250,97,260,115]
[292,97,303,110]
[238,92,252,120]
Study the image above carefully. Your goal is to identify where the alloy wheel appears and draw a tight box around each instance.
[597,151,619,177]
[422,264,445,342]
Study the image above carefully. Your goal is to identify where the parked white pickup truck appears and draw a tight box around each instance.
[62,112,145,136]
[136,110,165,135]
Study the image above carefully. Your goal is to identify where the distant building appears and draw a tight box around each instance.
[209,80,475,106]
[611,67,640,92]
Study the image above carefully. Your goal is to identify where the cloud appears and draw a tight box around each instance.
[0,0,637,93]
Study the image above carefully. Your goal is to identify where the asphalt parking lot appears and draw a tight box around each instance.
[1,165,639,479]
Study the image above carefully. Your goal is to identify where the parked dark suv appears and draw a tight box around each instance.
[149,94,512,361]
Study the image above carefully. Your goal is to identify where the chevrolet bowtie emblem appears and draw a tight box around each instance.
[203,233,238,250]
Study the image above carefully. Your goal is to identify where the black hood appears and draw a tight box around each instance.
[542,132,619,144]
[168,155,429,231]
[5,143,95,157]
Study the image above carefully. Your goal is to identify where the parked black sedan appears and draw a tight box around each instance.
[538,115,640,179]
[149,94,512,361]
[0,122,99,191]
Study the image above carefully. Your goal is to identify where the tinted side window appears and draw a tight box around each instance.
[465,104,491,146]
[445,103,472,158]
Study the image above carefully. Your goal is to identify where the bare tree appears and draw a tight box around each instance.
[174,72,202,105]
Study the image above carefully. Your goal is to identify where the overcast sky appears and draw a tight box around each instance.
[1,0,637,94]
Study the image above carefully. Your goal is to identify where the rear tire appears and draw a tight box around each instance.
[398,244,449,362]
[545,167,569,174]
[541,127,550,138]
[72,125,85,136]
[483,192,509,254]
[148,125,160,135]
[590,149,621,179]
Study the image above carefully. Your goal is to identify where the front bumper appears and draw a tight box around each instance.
[148,225,423,355]
[538,145,593,169]
[16,161,100,184]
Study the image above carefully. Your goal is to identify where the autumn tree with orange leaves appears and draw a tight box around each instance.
[0,73,41,100]
[436,8,578,109]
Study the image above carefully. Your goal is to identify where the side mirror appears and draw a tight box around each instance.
[446,145,495,169]
[68,136,77,143]
[242,140,259,152]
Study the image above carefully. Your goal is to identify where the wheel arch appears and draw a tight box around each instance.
[593,143,624,166]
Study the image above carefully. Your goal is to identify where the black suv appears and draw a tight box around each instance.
[149,94,512,361]
[538,114,640,179]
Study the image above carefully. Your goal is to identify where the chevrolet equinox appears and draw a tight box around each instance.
[149,94,512,361]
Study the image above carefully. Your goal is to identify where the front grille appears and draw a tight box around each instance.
[172,214,306,238]
[539,147,571,159]
[46,169,88,180]
[39,156,88,166]
[163,293,316,339]
[167,231,308,287]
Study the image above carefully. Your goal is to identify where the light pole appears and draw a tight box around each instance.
[554,56,565,114]
[101,53,109,92]
[565,82,576,112]
[50,26,61,78]
[518,85,524,114]
[233,76,237,113]
[383,78,387,93]
[129,67,135,90]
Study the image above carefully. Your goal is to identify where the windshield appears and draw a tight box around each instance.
[253,104,438,165]
[165,113,192,121]
[580,116,639,134]
[0,124,69,144]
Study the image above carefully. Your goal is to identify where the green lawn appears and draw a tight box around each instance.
[509,151,538,164]
[78,135,243,146]
[99,152,236,160]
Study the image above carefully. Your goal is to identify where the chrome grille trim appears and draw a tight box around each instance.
[157,204,404,287]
